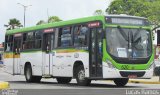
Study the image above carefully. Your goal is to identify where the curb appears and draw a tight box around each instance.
[128,80,160,84]
[0,81,9,89]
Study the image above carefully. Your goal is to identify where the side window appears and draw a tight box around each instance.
[28,32,35,49]
[4,36,8,51]
[22,32,35,50]
[58,28,62,47]
[73,25,88,46]
[58,27,72,47]
[22,33,27,49]
[54,28,59,48]
[5,35,13,52]
[35,30,42,49]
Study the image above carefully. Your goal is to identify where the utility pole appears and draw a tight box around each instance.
[47,8,50,23]
[17,3,32,27]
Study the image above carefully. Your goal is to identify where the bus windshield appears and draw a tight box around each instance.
[106,27,152,59]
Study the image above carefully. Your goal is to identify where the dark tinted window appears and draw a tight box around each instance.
[22,32,35,49]
[5,35,13,52]
[22,31,42,50]
[73,25,88,46]
[35,30,42,49]
[58,27,72,47]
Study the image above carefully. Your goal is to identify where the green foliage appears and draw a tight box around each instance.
[36,16,62,25]
[48,16,62,23]
[106,0,160,26]
[93,10,104,16]
[36,20,46,25]
[4,18,22,30]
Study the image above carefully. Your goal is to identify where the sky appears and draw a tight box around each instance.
[0,0,112,43]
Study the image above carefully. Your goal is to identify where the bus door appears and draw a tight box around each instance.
[43,30,55,75]
[88,22,103,78]
[13,34,22,75]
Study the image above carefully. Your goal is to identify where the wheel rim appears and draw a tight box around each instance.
[78,70,85,81]
[26,67,31,80]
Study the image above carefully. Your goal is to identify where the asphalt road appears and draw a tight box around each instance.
[1,67,160,95]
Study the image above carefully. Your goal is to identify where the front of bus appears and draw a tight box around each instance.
[103,15,154,82]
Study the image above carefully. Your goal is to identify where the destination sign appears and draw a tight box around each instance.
[106,17,149,26]
[88,22,100,28]
[14,33,22,37]
[44,28,55,33]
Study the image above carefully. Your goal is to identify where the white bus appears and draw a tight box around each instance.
[4,15,154,86]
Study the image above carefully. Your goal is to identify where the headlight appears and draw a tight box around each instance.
[106,60,115,69]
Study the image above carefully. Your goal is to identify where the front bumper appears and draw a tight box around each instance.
[103,63,153,79]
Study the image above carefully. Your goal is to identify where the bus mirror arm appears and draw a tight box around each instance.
[46,46,49,53]
[18,48,21,54]
[15,48,18,54]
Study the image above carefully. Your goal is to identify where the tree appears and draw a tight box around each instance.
[4,18,23,30]
[36,16,62,25]
[36,20,46,25]
[48,16,62,23]
[93,10,104,16]
[106,0,160,27]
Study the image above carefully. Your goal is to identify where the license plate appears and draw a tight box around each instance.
[128,75,137,78]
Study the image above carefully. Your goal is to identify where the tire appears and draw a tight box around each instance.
[76,65,91,86]
[25,64,41,83]
[114,78,129,87]
[56,77,72,84]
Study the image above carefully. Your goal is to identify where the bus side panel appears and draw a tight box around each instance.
[52,52,89,77]
[4,57,13,74]
[20,52,43,76]
[52,52,72,77]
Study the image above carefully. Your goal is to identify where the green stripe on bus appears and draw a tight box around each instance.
[6,16,105,35]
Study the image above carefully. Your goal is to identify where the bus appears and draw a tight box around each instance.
[4,15,154,86]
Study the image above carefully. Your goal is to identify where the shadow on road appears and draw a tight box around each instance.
[7,81,141,88]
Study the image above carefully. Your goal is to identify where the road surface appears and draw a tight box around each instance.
[0,67,160,95]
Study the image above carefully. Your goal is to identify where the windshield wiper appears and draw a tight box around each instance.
[132,27,142,43]
[117,26,128,41]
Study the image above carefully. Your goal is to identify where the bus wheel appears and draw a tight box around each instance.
[56,77,72,84]
[25,64,41,83]
[76,65,91,86]
[114,78,129,87]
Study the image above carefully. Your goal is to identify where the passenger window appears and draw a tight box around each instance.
[5,35,13,52]
[35,30,42,49]
[58,27,72,47]
[22,32,35,49]
[22,33,27,49]
[74,25,88,46]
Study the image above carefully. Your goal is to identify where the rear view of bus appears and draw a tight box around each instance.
[104,15,154,86]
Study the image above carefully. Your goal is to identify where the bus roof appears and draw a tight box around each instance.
[6,16,105,35]
[5,15,148,35]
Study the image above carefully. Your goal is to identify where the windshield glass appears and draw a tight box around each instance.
[106,27,152,58]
